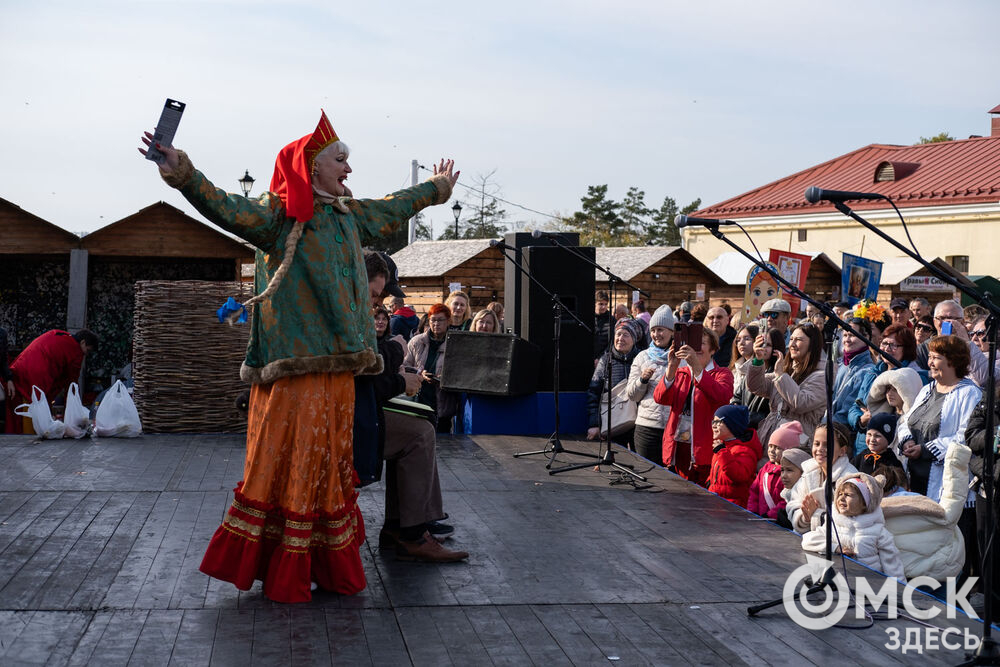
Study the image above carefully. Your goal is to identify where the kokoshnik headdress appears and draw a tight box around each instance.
[218,110,345,324]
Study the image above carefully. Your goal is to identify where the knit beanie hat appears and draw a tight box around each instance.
[714,405,750,441]
[614,318,642,345]
[781,448,811,471]
[867,412,898,444]
[769,420,807,451]
[649,304,676,331]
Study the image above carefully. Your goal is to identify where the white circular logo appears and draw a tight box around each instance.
[781,562,851,630]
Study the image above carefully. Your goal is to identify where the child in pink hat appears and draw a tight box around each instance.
[748,420,807,520]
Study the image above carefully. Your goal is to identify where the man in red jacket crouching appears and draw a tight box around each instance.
[708,405,763,508]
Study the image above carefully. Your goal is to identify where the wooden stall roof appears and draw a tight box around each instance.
[391,239,497,278]
[707,251,840,286]
[594,246,726,286]
[81,202,254,259]
[0,197,81,254]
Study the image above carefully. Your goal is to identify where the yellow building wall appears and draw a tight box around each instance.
[684,211,998,276]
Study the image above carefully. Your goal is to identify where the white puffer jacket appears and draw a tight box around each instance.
[882,442,970,582]
[786,456,859,534]
[802,473,906,582]
[625,348,672,429]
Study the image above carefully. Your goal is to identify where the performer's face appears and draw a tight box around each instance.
[312,149,352,196]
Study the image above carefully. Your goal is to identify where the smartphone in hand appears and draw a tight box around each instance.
[941,320,953,336]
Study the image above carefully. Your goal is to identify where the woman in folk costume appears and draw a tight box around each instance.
[140,112,459,603]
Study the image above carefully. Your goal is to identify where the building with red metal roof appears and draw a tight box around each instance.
[684,105,1000,278]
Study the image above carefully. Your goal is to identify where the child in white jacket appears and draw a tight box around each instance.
[802,472,906,582]
[786,422,859,533]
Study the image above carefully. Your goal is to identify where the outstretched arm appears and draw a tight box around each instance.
[138,132,284,249]
[353,159,461,243]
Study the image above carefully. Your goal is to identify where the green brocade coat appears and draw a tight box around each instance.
[163,151,452,384]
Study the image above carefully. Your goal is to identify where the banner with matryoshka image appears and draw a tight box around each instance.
[743,262,780,322]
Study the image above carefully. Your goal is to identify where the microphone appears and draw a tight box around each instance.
[804,187,884,204]
[489,239,514,250]
[530,229,560,240]
[674,214,738,229]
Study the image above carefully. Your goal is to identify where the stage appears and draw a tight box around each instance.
[0,432,986,665]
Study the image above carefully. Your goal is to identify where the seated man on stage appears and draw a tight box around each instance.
[360,251,468,563]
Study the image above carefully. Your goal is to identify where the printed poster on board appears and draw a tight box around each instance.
[768,249,812,316]
[841,253,882,305]
[743,261,780,322]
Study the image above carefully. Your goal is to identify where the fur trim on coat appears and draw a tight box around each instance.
[882,442,971,581]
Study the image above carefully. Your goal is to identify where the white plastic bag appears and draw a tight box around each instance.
[63,382,92,439]
[94,380,142,438]
[13,385,66,439]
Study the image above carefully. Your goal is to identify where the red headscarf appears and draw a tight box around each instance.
[269,110,340,223]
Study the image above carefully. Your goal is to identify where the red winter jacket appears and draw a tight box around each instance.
[709,429,763,508]
[747,460,785,518]
[653,363,734,471]
[10,330,84,401]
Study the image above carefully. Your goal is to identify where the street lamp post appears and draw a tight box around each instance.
[452,201,462,239]
[238,170,255,198]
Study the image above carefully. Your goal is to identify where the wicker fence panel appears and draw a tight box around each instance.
[133,280,254,432]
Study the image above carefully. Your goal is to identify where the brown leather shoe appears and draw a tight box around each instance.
[395,531,469,562]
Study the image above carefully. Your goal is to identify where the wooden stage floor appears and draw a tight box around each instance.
[0,432,987,665]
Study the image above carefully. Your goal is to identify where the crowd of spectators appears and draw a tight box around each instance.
[581,290,999,604]
[377,283,997,598]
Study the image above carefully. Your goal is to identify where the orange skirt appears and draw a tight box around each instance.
[199,371,366,603]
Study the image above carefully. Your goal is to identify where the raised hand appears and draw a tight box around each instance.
[138,131,180,172]
[752,334,772,360]
[772,350,787,377]
[433,159,460,187]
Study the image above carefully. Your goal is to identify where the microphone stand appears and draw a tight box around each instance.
[539,236,650,484]
[680,222,896,619]
[826,202,1000,664]
[495,243,599,468]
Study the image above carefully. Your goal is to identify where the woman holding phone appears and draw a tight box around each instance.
[746,321,827,446]
[653,327,734,486]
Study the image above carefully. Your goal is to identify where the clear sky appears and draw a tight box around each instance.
[2,0,998,240]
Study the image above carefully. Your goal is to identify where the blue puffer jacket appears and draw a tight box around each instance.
[831,349,877,454]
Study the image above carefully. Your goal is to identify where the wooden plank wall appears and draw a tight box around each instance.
[395,247,506,315]
[442,247,505,311]
[82,208,253,260]
[608,254,722,312]
[0,207,79,255]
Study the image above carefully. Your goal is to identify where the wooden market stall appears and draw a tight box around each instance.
[390,239,505,313]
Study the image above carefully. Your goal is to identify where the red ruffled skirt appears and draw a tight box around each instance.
[200,371,366,603]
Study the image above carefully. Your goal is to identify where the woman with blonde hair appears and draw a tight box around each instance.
[140,112,459,603]
[470,309,501,333]
[445,290,472,331]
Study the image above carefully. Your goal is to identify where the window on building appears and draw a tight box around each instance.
[797,229,807,243]
[947,255,969,273]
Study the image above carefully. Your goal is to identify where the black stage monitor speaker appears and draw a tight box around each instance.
[440,332,541,396]
[519,245,596,392]
[503,231,581,336]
